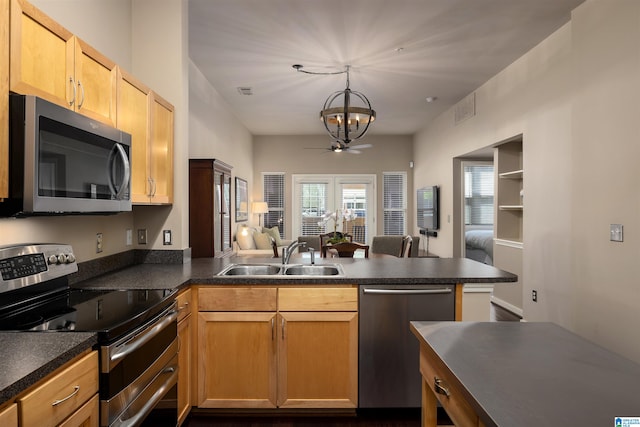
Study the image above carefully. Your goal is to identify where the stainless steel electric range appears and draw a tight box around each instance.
[0,243,179,427]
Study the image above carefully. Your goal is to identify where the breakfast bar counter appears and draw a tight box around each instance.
[410,321,640,427]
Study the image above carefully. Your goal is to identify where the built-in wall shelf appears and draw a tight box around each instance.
[495,139,523,243]
[498,170,523,179]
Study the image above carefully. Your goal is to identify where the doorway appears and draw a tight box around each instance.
[461,161,494,265]
[292,174,376,244]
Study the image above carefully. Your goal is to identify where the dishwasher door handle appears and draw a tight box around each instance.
[362,288,452,295]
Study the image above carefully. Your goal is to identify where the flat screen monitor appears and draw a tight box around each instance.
[417,186,439,230]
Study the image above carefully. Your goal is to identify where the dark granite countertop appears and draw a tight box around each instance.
[74,256,517,290]
[410,322,640,427]
[0,256,515,407]
[0,332,97,405]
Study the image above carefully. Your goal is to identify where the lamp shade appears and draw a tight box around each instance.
[252,202,269,214]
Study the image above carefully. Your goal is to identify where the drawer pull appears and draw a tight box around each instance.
[52,385,80,406]
[434,377,450,397]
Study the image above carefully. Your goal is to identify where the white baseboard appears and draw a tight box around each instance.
[490,296,523,318]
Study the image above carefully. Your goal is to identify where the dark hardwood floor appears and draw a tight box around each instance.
[183,302,518,427]
[184,409,436,427]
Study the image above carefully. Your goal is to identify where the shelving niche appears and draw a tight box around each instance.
[495,139,523,243]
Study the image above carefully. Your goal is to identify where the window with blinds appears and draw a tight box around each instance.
[383,172,407,235]
[263,173,285,237]
[300,182,328,236]
[464,165,494,225]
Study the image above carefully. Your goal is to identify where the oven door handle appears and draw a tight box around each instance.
[108,304,177,367]
[112,363,178,427]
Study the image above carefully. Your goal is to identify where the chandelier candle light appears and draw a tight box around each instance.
[293,64,376,146]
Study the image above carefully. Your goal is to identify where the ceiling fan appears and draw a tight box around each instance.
[306,142,373,154]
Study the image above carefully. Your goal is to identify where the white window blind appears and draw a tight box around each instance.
[263,173,285,237]
[383,172,406,235]
[464,165,494,225]
[300,183,328,236]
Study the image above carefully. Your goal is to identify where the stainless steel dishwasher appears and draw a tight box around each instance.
[358,284,455,408]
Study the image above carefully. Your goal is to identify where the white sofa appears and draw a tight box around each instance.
[233,224,293,257]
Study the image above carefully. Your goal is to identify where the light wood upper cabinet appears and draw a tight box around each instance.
[149,92,174,204]
[9,0,117,126]
[116,71,174,205]
[1,0,9,200]
[116,69,151,204]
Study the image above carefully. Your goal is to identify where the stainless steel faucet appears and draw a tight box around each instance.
[282,241,306,265]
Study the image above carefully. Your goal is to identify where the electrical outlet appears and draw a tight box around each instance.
[137,229,147,245]
[532,290,537,302]
[163,230,172,245]
[96,233,103,253]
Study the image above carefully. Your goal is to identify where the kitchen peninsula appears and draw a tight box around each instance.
[0,255,516,421]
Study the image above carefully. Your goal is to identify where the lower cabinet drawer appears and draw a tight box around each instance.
[419,345,478,427]
[19,351,99,427]
[58,394,99,427]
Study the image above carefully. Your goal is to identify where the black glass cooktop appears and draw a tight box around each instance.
[0,285,176,342]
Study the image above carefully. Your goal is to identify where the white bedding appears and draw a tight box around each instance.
[465,229,494,265]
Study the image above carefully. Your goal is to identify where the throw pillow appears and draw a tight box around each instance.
[262,226,282,246]
[253,232,273,250]
[236,226,256,250]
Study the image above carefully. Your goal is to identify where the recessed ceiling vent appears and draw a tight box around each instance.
[237,87,253,95]
[454,92,476,125]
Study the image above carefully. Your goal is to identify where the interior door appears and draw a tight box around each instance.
[292,175,375,244]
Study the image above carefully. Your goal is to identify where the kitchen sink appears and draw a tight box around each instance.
[283,265,342,276]
[217,263,344,277]
[218,264,282,276]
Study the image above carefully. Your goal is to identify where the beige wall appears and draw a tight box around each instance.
[414,0,640,363]
[253,135,413,239]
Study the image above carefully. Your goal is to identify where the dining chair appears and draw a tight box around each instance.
[371,235,404,257]
[401,235,413,258]
[319,232,353,250]
[322,241,369,258]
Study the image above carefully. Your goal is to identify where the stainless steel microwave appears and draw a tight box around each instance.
[1,94,132,217]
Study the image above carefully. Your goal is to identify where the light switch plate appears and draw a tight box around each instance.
[163,230,172,245]
[610,224,623,242]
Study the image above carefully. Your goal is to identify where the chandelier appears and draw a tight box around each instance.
[294,64,376,145]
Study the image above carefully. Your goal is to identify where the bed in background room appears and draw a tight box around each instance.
[465,229,494,265]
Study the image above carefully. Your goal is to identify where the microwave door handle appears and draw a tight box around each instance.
[107,144,131,200]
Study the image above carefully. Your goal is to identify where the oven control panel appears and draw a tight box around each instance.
[0,244,77,294]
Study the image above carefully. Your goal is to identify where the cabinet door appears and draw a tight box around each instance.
[197,312,277,408]
[0,403,17,427]
[277,312,358,408]
[57,394,99,427]
[117,69,151,204]
[149,92,174,204]
[1,0,9,199]
[177,314,191,425]
[10,0,74,106]
[73,37,117,126]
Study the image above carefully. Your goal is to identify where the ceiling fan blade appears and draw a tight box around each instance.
[347,150,361,154]
[349,143,372,150]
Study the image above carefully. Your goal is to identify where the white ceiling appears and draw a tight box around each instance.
[188,0,585,137]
